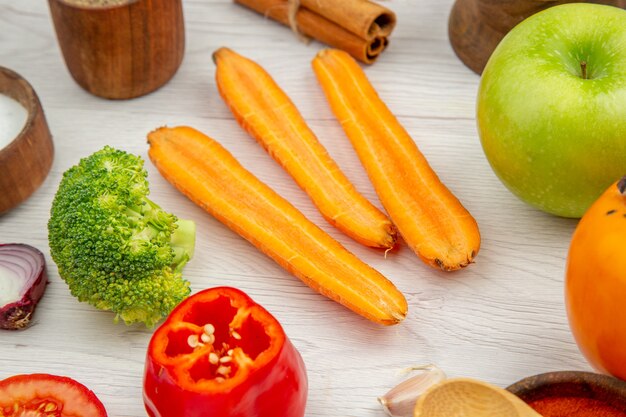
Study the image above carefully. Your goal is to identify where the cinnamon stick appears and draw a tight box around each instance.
[300,0,396,40]
[235,0,392,64]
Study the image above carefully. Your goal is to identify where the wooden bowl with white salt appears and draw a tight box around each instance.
[0,67,54,214]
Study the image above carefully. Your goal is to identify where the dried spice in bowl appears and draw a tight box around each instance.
[529,397,626,417]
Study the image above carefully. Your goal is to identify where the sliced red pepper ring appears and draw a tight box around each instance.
[143,287,307,417]
[0,373,107,417]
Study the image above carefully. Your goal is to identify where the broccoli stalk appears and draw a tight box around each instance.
[171,218,196,271]
[48,146,196,327]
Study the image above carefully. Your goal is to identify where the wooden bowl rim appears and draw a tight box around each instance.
[48,0,141,10]
[0,66,40,156]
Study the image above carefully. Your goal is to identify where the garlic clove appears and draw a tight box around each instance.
[378,364,446,417]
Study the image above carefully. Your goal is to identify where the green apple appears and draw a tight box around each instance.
[477,3,626,218]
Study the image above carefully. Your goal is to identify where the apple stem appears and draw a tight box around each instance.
[580,61,588,80]
[618,176,626,195]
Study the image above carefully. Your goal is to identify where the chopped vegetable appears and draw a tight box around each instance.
[48,146,196,326]
[0,244,48,330]
[147,126,407,325]
[0,373,107,417]
[312,49,481,271]
[213,47,397,249]
[143,287,307,417]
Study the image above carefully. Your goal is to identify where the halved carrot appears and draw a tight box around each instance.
[312,49,480,271]
[213,47,397,249]
[147,126,407,325]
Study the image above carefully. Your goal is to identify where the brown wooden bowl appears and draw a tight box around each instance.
[0,67,54,214]
[48,0,185,99]
[448,0,626,74]
[507,371,626,412]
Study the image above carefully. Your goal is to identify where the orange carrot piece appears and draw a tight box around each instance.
[312,49,480,271]
[213,47,397,249]
[147,126,407,325]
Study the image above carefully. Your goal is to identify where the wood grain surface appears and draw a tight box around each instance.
[0,1,592,416]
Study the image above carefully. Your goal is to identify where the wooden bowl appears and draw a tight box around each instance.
[0,67,54,214]
[448,0,626,74]
[507,371,626,411]
[48,0,185,99]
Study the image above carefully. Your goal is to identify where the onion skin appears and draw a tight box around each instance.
[0,244,49,330]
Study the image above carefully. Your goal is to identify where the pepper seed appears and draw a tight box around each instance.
[203,323,215,335]
[209,352,219,365]
[217,365,231,376]
[187,334,200,348]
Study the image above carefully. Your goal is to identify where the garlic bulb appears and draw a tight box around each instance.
[378,364,446,417]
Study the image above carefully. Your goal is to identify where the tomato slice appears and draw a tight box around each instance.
[0,374,107,417]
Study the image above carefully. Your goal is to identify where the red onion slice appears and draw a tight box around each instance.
[0,244,48,330]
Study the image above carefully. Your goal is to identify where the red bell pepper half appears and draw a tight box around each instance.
[143,287,307,417]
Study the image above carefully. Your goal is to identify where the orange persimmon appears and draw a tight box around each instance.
[312,49,480,271]
[213,47,397,249]
[147,126,407,325]
[566,176,626,380]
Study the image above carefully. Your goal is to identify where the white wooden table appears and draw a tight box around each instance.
[0,1,591,416]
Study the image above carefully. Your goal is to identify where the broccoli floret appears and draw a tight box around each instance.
[48,146,196,327]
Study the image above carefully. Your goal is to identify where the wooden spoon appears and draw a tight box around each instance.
[414,378,542,417]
